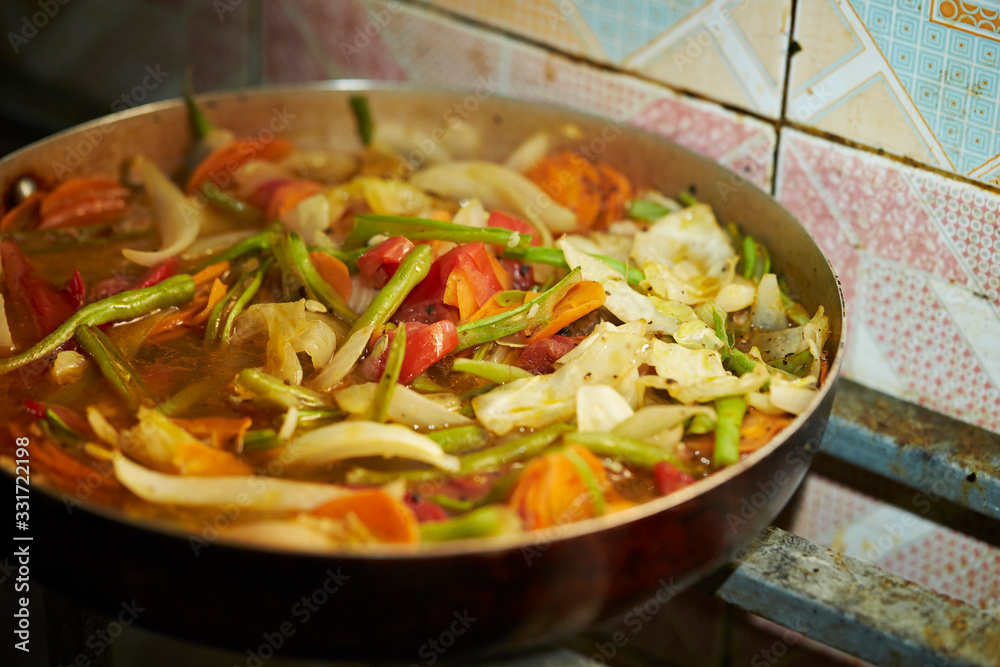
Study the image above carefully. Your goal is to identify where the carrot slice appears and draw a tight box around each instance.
[173,440,253,476]
[509,444,608,530]
[186,138,294,195]
[0,191,44,231]
[525,280,605,342]
[192,260,230,287]
[265,180,323,220]
[526,151,603,231]
[310,489,419,544]
[737,409,793,453]
[595,162,633,228]
[309,252,353,302]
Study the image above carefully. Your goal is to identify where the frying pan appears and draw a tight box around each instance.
[1,83,844,661]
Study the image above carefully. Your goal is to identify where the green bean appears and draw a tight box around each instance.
[687,412,715,435]
[501,247,645,285]
[158,377,218,416]
[204,280,240,343]
[349,95,373,146]
[220,258,272,345]
[768,348,813,378]
[457,423,571,474]
[285,232,358,324]
[713,396,746,467]
[627,198,671,222]
[712,309,757,377]
[426,425,488,454]
[234,368,329,410]
[243,429,281,451]
[454,267,581,351]
[409,373,447,393]
[742,236,757,281]
[198,229,271,270]
[1,221,153,253]
[419,505,512,542]
[429,495,474,512]
[369,324,405,423]
[348,215,532,250]
[39,409,85,448]
[348,243,433,338]
[200,183,260,223]
[458,383,496,401]
[452,358,532,384]
[295,408,345,428]
[0,275,195,374]
[565,431,681,469]
[74,325,152,410]
[677,191,699,207]
[564,446,606,515]
[778,280,811,326]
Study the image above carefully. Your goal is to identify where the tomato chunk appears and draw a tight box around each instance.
[487,211,539,246]
[1,240,78,339]
[654,461,696,496]
[364,320,459,383]
[518,335,580,375]
[357,236,416,288]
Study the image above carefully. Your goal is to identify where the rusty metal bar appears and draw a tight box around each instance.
[703,526,1000,666]
[826,380,1000,521]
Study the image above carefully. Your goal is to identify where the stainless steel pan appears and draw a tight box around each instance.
[1,83,844,661]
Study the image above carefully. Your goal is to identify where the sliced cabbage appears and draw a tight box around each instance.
[410,161,576,237]
[749,375,819,415]
[803,306,830,378]
[642,362,770,405]
[631,203,734,276]
[562,230,632,264]
[335,383,473,429]
[113,453,350,510]
[277,422,460,472]
[452,198,488,228]
[576,384,635,432]
[310,324,376,392]
[472,323,650,435]
[282,193,332,246]
[123,157,202,266]
[357,177,437,217]
[118,406,196,472]
[751,274,788,331]
[714,279,756,312]
[375,119,481,167]
[672,319,723,351]
[233,300,342,386]
[613,404,716,440]
[559,237,679,335]
[505,131,550,172]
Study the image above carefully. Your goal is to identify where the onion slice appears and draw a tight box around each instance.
[278,422,460,472]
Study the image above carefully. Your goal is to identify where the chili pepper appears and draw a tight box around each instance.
[0,274,195,374]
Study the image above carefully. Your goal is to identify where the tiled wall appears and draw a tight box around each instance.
[262,0,1000,435]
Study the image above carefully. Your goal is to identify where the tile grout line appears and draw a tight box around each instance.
[773,0,800,199]
[400,0,1000,201]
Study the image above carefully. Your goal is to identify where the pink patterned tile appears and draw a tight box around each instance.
[263,0,407,83]
[861,256,1000,432]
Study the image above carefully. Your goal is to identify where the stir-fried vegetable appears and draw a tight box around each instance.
[0,94,831,551]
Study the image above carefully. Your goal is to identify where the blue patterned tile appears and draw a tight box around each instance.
[574,0,707,62]
[970,97,996,127]
[975,40,999,66]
